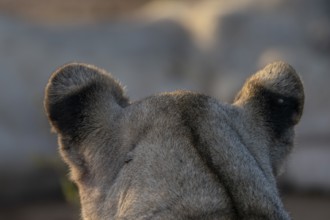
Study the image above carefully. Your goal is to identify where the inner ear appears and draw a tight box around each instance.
[48,81,102,140]
[258,87,300,138]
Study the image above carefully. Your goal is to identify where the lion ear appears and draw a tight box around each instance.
[44,63,129,140]
[234,61,304,136]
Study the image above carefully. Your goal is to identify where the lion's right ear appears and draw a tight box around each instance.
[44,63,129,140]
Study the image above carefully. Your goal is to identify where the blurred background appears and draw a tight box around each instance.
[0,0,329,219]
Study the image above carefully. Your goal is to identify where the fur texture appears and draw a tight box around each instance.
[44,61,304,220]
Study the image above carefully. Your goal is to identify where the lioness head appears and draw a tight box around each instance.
[45,61,304,220]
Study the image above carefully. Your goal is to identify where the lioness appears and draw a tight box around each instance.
[45,61,304,220]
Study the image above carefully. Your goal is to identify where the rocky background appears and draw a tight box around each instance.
[0,0,329,219]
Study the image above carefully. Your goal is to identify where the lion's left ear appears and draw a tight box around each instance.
[234,61,304,137]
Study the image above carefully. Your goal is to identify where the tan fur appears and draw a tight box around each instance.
[44,61,304,220]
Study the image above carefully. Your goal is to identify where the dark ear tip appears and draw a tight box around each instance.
[50,62,99,80]
[45,62,103,103]
[252,61,304,100]
[47,62,100,91]
[263,61,293,69]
